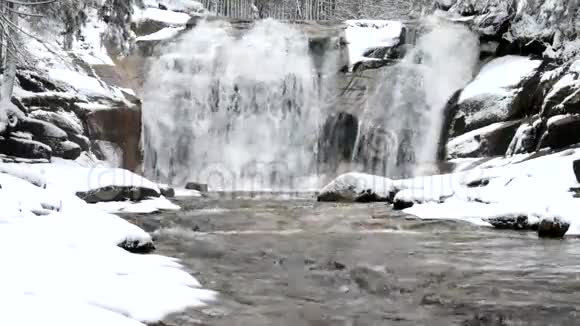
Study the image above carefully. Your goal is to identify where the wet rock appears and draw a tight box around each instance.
[76,186,160,204]
[393,198,414,210]
[185,182,208,192]
[486,215,536,230]
[538,217,570,239]
[160,186,176,198]
[118,239,155,254]
[0,137,52,160]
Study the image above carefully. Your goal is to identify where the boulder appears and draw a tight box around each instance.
[317,172,395,203]
[393,198,414,210]
[118,239,155,254]
[159,186,175,198]
[538,217,570,238]
[76,186,161,204]
[538,114,580,150]
[18,118,67,150]
[53,140,82,160]
[0,137,52,160]
[505,118,542,155]
[448,56,543,137]
[540,64,580,118]
[486,215,537,230]
[446,119,522,158]
[28,110,84,135]
[185,182,208,193]
[69,133,90,152]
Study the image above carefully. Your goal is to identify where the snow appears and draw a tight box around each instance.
[344,20,404,70]
[72,8,116,66]
[459,55,542,103]
[95,197,180,214]
[143,0,205,14]
[136,27,185,42]
[134,7,192,25]
[48,68,112,98]
[397,148,580,236]
[0,168,216,324]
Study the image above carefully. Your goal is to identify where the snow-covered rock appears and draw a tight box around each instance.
[449,55,542,136]
[447,119,522,158]
[539,114,580,150]
[317,172,395,202]
[344,20,405,71]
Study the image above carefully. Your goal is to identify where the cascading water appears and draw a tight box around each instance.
[354,18,479,178]
[143,19,337,191]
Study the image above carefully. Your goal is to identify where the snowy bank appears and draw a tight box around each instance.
[319,148,580,237]
[0,168,216,324]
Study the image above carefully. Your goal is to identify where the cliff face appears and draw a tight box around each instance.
[434,0,580,159]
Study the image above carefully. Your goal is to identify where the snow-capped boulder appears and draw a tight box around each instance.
[344,20,405,71]
[28,110,84,136]
[19,118,67,149]
[0,137,52,160]
[506,118,542,155]
[448,56,543,136]
[538,217,570,238]
[317,172,395,203]
[447,119,522,158]
[53,140,82,160]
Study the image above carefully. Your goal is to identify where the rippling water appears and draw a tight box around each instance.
[124,195,580,326]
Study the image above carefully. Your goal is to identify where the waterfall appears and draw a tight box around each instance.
[354,18,479,178]
[143,19,338,191]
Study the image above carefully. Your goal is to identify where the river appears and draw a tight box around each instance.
[123,194,580,326]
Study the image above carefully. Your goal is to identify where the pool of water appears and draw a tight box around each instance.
[124,194,580,326]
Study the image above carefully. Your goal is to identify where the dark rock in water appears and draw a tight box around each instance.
[393,198,414,210]
[539,115,580,150]
[538,218,570,238]
[160,186,175,198]
[76,186,160,204]
[186,182,208,192]
[118,239,155,254]
[53,140,81,160]
[486,215,536,230]
[318,112,358,172]
[0,137,52,160]
[355,190,393,203]
[573,160,580,183]
[158,3,168,10]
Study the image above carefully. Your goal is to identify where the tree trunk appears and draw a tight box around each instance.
[0,1,19,134]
